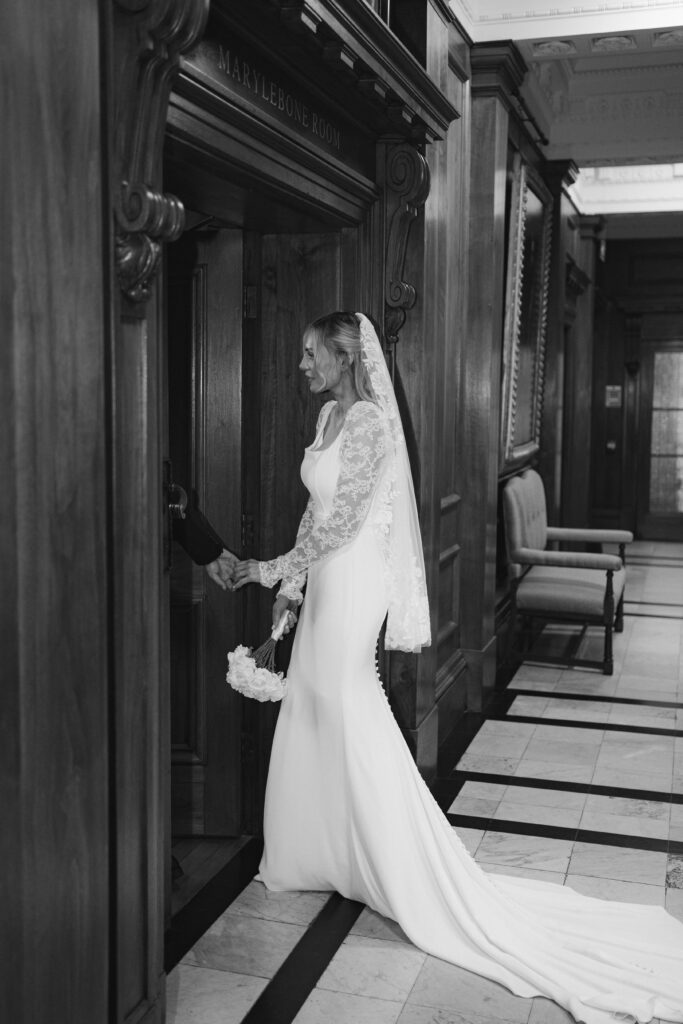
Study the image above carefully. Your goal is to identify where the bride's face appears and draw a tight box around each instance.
[300,339,341,394]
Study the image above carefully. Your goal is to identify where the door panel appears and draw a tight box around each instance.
[259,233,347,564]
[168,230,244,836]
[239,231,358,831]
[637,341,683,541]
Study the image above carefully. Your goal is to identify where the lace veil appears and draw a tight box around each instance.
[356,313,431,652]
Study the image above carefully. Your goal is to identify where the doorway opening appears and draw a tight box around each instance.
[162,154,364,935]
[166,224,251,917]
[636,340,683,541]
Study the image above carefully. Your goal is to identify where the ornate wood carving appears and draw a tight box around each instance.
[263,0,457,142]
[113,0,209,307]
[116,183,185,304]
[564,255,590,325]
[383,143,430,349]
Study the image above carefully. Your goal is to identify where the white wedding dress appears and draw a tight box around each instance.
[257,400,683,1024]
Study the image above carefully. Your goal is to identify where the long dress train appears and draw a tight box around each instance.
[257,407,683,1024]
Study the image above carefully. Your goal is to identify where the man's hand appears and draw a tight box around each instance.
[205,549,238,591]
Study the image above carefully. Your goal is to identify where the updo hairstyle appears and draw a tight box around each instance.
[304,311,377,403]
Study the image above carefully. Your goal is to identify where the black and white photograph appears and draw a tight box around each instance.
[4,2,683,1023]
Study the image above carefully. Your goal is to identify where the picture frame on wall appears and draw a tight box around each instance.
[500,152,553,469]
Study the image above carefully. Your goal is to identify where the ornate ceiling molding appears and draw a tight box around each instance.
[574,63,683,78]
[566,91,683,124]
[569,164,683,213]
[113,0,210,307]
[449,0,683,42]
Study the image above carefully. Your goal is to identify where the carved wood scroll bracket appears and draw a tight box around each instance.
[564,254,590,326]
[116,182,185,304]
[113,0,209,307]
[384,144,430,350]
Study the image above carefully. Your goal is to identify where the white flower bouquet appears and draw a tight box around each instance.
[226,611,290,702]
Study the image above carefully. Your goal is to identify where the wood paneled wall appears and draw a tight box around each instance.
[426,16,471,760]
[376,4,472,776]
[1,4,109,1022]
[539,171,577,524]
[540,173,602,533]
[459,47,524,709]
[560,218,602,529]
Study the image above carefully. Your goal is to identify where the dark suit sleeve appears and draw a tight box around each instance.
[172,495,229,566]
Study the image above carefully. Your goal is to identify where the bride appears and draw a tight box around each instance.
[231,311,683,1024]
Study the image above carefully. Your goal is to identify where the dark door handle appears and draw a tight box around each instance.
[168,483,188,520]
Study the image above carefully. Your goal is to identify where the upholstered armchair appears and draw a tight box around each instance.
[502,470,633,675]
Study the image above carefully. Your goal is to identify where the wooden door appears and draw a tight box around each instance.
[637,340,683,540]
[253,230,360,627]
[167,229,245,837]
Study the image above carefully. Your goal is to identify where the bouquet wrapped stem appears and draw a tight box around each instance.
[252,611,289,672]
[226,611,290,702]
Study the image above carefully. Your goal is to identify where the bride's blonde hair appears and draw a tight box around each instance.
[304,312,378,403]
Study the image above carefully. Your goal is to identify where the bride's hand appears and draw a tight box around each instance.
[272,595,298,636]
[231,559,262,590]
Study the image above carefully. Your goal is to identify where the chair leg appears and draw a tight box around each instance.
[602,569,615,674]
[615,590,625,633]
[603,622,614,675]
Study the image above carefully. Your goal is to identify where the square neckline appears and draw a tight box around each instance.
[306,401,343,453]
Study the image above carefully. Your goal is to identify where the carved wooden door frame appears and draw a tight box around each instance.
[109,3,209,1022]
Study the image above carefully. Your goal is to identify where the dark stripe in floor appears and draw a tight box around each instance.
[446,812,683,855]
[624,561,683,567]
[510,688,683,709]
[240,893,364,1024]
[622,612,683,620]
[434,772,683,807]
[485,712,683,737]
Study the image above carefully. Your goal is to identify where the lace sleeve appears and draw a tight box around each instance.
[276,498,314,603]
[275,402,334,603]
[259,402,387,588]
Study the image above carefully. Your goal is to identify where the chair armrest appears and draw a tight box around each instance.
[546,527,634,545]
[512,547,624,571]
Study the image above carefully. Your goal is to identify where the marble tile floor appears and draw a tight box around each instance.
[167,544,682,1024]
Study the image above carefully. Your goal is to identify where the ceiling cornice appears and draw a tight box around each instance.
[448,1,683,43]
[470,41,527,97]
